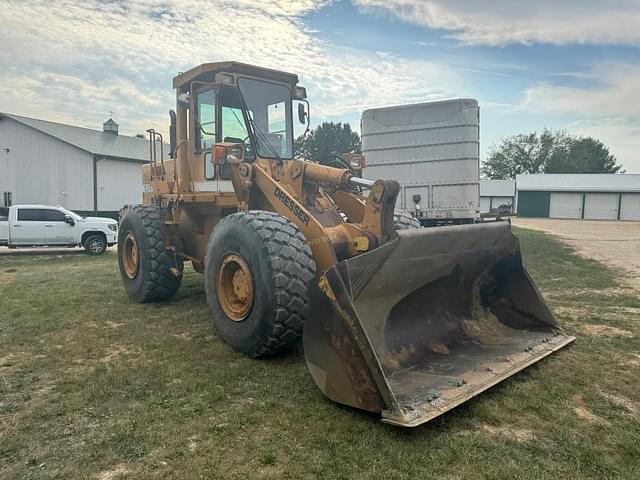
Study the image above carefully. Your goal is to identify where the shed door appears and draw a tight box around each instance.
[584,193,619,220]
[620,193,640,221]
[480,197,491,213]
[550,193,583,219]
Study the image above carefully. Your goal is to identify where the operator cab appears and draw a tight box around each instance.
[170,62,309,188]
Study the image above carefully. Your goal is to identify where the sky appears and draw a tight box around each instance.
[1,0,639,171]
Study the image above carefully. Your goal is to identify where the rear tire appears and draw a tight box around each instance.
[205,211,316,357]
[393,210,421,230]
[84,234,107,255]
[117,205,182,303]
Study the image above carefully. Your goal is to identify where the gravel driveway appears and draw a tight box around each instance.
[513,218,640,287]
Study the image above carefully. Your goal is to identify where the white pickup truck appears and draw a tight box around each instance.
[0,205,117,254]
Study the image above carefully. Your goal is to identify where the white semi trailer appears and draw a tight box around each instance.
[361,99,479,226]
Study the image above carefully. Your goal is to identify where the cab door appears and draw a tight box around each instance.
[42,209,76,244]
[12,208,47,244]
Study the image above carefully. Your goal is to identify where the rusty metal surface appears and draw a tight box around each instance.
[304,221,575,426]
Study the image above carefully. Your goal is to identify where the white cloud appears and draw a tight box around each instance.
[0,0,460,137]
[354,0,640,46]
[522,65,640,117]
[520,64,640,171]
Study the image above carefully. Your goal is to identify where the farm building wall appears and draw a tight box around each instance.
[0,116,94,210]
[95,158,143,212]
[515,174,640,220]
[0,116,144,216]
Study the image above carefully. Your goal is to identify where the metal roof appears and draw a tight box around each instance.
[516,173,640,193]
[173,61,299,89]
[362,98,478,118]
[480,179,516,197]
[1,113,155,162]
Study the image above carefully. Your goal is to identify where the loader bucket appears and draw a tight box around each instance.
[304,221,574,427]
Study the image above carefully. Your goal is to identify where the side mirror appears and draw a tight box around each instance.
[64,215,75,226]
[298,102,307,124]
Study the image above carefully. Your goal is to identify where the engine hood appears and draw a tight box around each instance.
[81,217,117,225]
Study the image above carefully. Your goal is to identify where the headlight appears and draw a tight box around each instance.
[108,224,118,232]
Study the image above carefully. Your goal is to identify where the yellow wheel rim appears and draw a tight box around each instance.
[217,253,254,322]
[122,232,140,279]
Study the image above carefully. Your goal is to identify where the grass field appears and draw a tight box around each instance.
[1,228,639,479]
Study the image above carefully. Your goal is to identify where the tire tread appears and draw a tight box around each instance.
[122,205,181,303]
[207,211,315,357]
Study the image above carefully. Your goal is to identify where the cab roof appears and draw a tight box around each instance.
[173,62,299,89]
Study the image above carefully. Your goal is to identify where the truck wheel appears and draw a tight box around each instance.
[393,210,421,230]
[117,205,182,303]
[84,234,107,255]
[205,211,316,357]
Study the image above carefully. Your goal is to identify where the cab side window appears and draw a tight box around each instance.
[44,210,66,222]
[197,89,216,152]
[17,209,46,221]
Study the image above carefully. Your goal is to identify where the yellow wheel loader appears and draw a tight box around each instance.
[118,61,574,427]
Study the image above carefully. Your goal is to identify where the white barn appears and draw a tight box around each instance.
[0,113,154,217]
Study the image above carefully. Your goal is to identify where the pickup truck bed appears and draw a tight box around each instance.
[0,217,8,246]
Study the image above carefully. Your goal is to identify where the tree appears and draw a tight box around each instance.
[481,130,623,179]
[546,136,623,174]
[481,129,556,179]
[295,122,361,164]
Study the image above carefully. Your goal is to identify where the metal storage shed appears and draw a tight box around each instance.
[479,179,515,214]
[515,174,640,220]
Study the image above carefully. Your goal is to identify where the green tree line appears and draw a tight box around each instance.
[482,129,623,179]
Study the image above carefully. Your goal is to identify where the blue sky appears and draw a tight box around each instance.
[1,0,639,171]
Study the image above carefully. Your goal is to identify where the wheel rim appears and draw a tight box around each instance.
[122,232,139,278]
[90,238,105,253]
[217,253,254,322]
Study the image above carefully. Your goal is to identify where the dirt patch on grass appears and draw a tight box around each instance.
[0,272,14,286]
[625,354,640,367]
[581,324,633,338]
[0,354,16,368]
[105,321,125,329]
[601,392,637,414]
[99,345,137,364]
[172,331,193,341]
[573,394,611,426]
[480,424,535,442]
[96,464,129,480]
[188,435,199,452]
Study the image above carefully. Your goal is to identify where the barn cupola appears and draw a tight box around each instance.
[103,117,119,135]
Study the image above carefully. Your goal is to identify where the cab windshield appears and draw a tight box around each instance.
[237,78,293,159]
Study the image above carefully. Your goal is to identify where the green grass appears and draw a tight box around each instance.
[1,229,639,479]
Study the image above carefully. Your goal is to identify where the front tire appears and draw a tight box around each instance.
[117,205,182,303]
[205,211,316,357]
[84,234,107,255]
